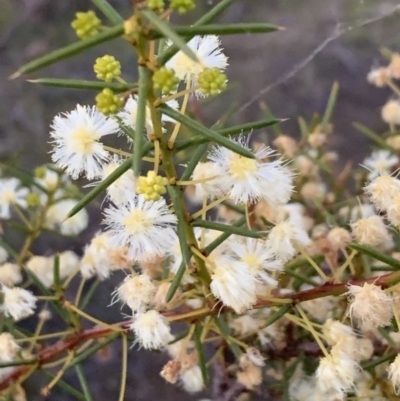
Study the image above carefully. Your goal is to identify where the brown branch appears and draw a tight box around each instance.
[1,270,400,391]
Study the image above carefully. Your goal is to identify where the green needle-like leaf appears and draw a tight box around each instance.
[133,66,150,176]
[175,118,280,151]
[157,0,235,66]
[91,0,124,24]
[11,24,124,78]
[353,122,393,150]
[194,324,208,385]
[321,81,339,130]
[214,315,241,358]
[166,259,188,303]
[349,243,400,269]
[192,220,263,239]
[141,9,197,61]
[67,158,131,219]
[28,78,135,92]
[160,104,255,158]
[262,304,291,328]
[53,253,61,294]
[205,216,247,255]
[75,364,95,401]
[148,23,282,39]
[66,334,119,369]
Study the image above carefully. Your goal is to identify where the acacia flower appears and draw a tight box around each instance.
[130,309,173,349]
[103,194,177,262]
[208,136,294,206]
[210,257,257,313]
[0,333,20,362]
[351,215,392,248]
[94,155,137,205]
[228,238,283,287]
[180,365,204,393]
[117,96,178,136]
[166,35,228,87]
[1,285,37,321]
[46,199,89,236]
[50,105,119,179]
[346,283,392,331]
[388,354,400,394]
[0,178,28,220]
[80,232,115,280]
[364,174,400,211]
[362,149,399,179]
[266,220,311,262]
[111,274,157,312]
[0,263,22,287]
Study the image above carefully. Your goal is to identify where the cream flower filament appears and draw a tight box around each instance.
[67,125,99,156]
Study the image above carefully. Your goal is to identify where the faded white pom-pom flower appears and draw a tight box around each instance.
[166,35,228,84]
[208,137,294,206]
[130,309,173,349]
[80,232,114,280]
[1,285,37,321]
[363,149,399,179]
[50,105,119,179]
[103,194,177,262]
[210,257,257,313]
[367,67,389,87]
[364,174,400,211]
[117,96,178,135]
[111,274,156,312]
[0,178,29,220]
[382,99,400,126]
[180,365,204,393]
[346,283,392,331]
[388,354,400,394]
[0,263,22,287]
[190,162,223,200]
[316,345,359,398]
[27,252,77,288]
[0,333,20,362]
[351,215,391,248]
[228,238,282,287]
[323,319,355,346]
[95,156,137,204]
[326,227,352,250]
[266,220,311,263]
[386,193,400,227]
[46,199,89,236]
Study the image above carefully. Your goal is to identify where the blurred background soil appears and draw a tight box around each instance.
[1,0,400,400]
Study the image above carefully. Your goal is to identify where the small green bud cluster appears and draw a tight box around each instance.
[148,0,165,12]
[94,55,121,82]
[137,171,168,201]
[198,67,227,96]
[71,11,101,40]
[34,166,46,179]
[95,88,123,115]
[26,193,40,208]
[152,67,179,94]
[170,0,195,14]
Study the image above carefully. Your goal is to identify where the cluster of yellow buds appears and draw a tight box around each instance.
[137,171,168,201]
[148,0,165,12]
[71,11,101,39]
[198,67,227,96]
[95,88,123,115]
[152,67,179,94]
[94,55,121,82]
[170,0,195,14]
